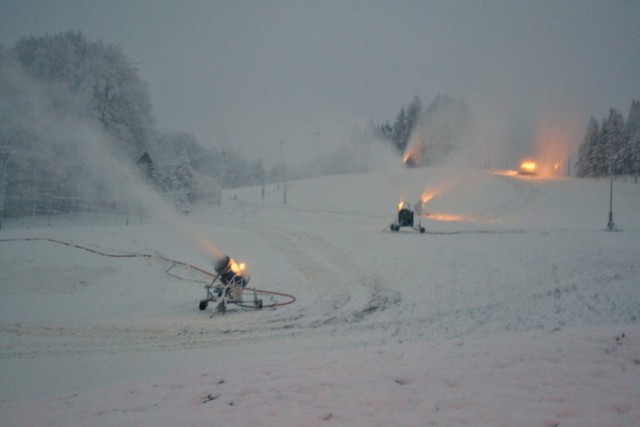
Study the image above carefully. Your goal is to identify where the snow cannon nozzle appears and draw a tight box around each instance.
[214,255,247,280]
[214,256,231,274]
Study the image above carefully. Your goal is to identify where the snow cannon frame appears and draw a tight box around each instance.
[199,255,263,316]
[390,202,425,233]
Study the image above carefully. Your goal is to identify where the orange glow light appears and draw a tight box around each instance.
[529,115,580,178]
[402,139,425,167]
[421,192,435,204]
[428,213,467,222]
[229,259,246,275]
[492,169,519,176]
[519,161,537,174]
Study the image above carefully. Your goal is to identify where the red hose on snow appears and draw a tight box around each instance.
[1,237,296,308]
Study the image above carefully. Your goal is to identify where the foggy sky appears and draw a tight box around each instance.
[1,0,639,167]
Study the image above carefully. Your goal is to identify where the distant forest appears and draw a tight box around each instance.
[0,31,406,220]
[371,94,474,168]
[1,31,637,221]
[375,94,640,178]
[575,101,640,178]
[0,31,268,218]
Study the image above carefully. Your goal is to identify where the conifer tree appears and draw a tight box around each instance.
[576,117,600,177]
[601,108,625,174]
[624,100,640,177]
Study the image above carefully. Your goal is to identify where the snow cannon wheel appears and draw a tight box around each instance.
[257,299,263,309]
[199,299,209,310]
[419,226,425,233]
[390,224,399,232]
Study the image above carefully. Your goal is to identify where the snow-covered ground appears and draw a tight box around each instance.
[1,166,639,426]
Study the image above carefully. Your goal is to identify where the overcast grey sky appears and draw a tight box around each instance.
[1,0,639,167]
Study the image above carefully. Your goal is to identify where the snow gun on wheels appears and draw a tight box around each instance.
[199,255,263,316]
[390,201,425,233]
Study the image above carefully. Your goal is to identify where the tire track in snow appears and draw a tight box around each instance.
[0,227,382,359]
[0,223,402,359]
[242,222,401,335]
[474,175,540,221]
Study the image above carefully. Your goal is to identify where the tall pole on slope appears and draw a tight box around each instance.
[607,155,615,231]
[277,139,283,192]
[0,147,12,231]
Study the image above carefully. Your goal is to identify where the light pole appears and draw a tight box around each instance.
[0,147,13,231]
[277,139,283,191]
[283,181,287,205]
[219,149,225,205]
[607,155,616,231]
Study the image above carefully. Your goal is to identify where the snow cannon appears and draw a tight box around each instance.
[199,254,261,315]
[390,201,425,233]
[214,255,249,287]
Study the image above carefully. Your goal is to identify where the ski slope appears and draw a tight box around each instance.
[1,166,639,426]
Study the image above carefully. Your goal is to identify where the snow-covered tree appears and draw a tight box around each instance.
[600,108,625,174]
[576,101,640,178]
[373,95,422,155]
[373,93,474,167]
[624,100,640,178]
[172,152,195,207]
[0,32,157,217]
[14,31,155,158]
[392,107,408,153]
[407,94,474,167]
[576,117,601,177]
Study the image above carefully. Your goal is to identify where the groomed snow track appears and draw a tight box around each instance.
[0,237,296,310]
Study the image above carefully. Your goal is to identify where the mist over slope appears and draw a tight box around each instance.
[230,166,640,231]
[1,166,639,426]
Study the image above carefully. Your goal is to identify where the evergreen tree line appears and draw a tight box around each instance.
[575,101,640,178]
[0,31,265,218]
[372,94,474,168]
[153,131,266,209]
[374,95,423,155]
